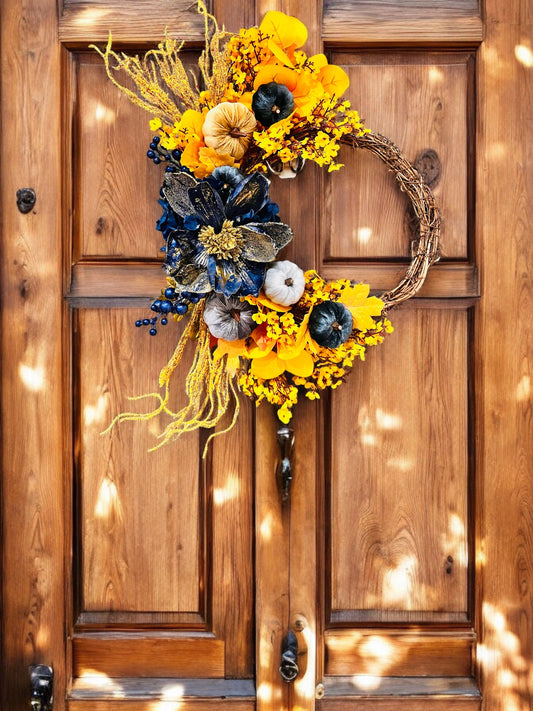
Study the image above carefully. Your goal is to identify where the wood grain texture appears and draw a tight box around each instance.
[70,677,255,697]
[252,4,323,709]
[284,5,322,710]
[75,53,170,260]
[321,701,480,711]
[476,0,533,709]
[69,702,255,711]
[1,0,66,708]
[210,402,254,677]
[72,635,224,677]
[59,0,212,42]
[322,0,483,43]
[325,630,474,677]
[329,308,470,622]
[77,309,202,616]
[254,404,290,711]
[323,52,471,261]
[68,262,479,302]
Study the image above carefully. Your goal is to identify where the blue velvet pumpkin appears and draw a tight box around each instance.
[252,82,294,127]
[309,301,353,348]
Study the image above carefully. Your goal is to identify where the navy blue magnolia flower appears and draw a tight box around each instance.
[158,168,293,298]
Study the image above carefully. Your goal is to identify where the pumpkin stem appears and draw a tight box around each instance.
[230,308,242,322]
[229,128,248,138]
[272,104,281,114]
[331,321,341,331]
[284,277,294,287]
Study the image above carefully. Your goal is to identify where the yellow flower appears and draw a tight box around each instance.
[149,117,162,131]
[338,284,384,331]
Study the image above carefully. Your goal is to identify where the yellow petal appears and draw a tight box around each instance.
[267,39,295,68]
[349,298,385,332]
[260,11,308,50]
[318,64,350,98]
[254,292,291,312]
[251,351,285,379]
[215,338,248,359]
[339,283,371,308]
[254,65,299,93]
[284,350,315,377]
[308,54,328,71]
[250,326,277,354]
[177,109,205,138]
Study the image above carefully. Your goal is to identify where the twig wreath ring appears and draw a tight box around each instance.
[93,2,440,453]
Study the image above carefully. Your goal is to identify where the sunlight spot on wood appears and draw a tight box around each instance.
[361,433,376,445]
[375,408,402,430]
[159,683,185,704]
[382,555,416,606]
[357,635,400,677]
[441,513,467,567]
[428,66,444,84]
[73,7,111,26]
[151,703,183,711]
[516,374,531,402]
[484,602,507,632]
[515,44,533,68]
[85,394,108,426]
[95,477,120,519]
[357,226,373,244]
[213,472,240,505]
[78,670,124,695]
[95,101,117,125]
[386,456,413,472]
[486,141,506,161]
[19,363,45,391]
[257,682,273,701]
[350,674,382,691]
[259,512,273,540]
[499,669,517,688]
[295,623,316,700]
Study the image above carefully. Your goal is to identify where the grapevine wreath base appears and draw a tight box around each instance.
[95,3,441,455]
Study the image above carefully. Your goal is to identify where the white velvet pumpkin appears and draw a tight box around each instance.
[263,260,306,306]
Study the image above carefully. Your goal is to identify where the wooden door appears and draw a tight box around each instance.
[2,1,532,711]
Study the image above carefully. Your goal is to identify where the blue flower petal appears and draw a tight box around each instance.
[183,215,201,230]
[188,182,225,232]
[225,173,270,220]
[238,261,266,297]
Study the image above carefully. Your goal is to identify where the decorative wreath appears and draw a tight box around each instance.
[94,3,440,454]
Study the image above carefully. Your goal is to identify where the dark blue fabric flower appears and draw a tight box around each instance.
[159,170,292,298]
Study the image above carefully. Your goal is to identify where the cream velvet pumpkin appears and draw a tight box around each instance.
[263,260,306,306]
[202,102,257,160]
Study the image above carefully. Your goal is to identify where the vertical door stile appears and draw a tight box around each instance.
[1,0,66,709]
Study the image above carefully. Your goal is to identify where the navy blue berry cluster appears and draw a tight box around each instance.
[146,135,181,173]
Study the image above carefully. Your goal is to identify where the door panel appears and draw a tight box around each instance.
[324,52,472,259]
[328,307,470,623]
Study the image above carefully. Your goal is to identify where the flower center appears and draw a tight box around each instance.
[198,219,244,260]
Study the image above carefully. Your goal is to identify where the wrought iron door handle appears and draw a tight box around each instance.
[279,630,299,682]
[276,425,294,502]
[29,665,53,711]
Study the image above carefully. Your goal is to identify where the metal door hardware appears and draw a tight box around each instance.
[29,664,53,711]
[279,630,299,682]
[16,188,37,214]
[276,425,294,503]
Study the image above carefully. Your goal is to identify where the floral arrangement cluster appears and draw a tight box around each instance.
[96,3,392,448]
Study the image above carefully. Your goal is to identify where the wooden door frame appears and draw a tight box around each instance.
[2,0,533,709]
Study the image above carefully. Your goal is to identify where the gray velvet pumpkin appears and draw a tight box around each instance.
[203,294,257,341]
